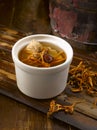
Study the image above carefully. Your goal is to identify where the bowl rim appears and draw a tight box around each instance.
[12,34,73,71]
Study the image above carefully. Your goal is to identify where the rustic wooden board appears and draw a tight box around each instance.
[0,25,97,130]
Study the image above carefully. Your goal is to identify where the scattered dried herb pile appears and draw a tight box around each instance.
[68,61,97,96]
[47,61,97,117]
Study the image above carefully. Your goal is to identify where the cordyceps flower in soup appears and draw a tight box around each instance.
[18,39,67,67]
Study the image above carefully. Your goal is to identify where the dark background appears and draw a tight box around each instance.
[0,0,51,33]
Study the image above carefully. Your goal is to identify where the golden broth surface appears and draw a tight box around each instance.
[19,41,66,67]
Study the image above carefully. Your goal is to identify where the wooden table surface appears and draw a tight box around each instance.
[0,24,96,130]
[0,94,79,130]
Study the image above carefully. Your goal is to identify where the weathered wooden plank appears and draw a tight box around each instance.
[0,48,12,62]
[0,60,15,74]
[0,69,15,81]
[57,91,97,120]
[0,41,12,49]
[0,34,18,44]
[0,25,26,37]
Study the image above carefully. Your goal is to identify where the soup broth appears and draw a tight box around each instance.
[19,40,66,67]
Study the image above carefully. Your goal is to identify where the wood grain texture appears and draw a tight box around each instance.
[1,94,74,130]
[0,26,97,130]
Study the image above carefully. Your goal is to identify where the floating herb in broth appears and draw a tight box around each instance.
[19,40,66,67]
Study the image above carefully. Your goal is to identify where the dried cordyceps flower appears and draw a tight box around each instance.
[47,100,76,117]
[68,61,97,96]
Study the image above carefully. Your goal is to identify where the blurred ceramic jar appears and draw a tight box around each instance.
[49,0,97,46]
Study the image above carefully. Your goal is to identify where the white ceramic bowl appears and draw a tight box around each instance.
[12,34,73,99]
